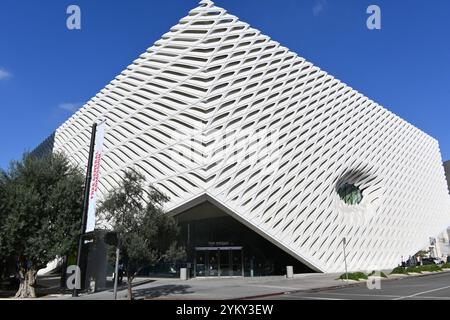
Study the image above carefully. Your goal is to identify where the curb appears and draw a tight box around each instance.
[234,282,364,300]
[234,270,450,300]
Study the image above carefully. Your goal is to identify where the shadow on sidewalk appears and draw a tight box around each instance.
[1,275,68,299]
[134,284,192,300]
[101,278,157,293]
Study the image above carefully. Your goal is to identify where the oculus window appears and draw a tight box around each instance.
[338,183,363,205]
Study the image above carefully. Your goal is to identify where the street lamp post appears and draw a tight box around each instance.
[113,247,120,300]
[105,231,120,300]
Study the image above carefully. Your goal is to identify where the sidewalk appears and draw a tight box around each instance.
[8,269,450,300]
[62,273,354,300]
[75,269,450,300]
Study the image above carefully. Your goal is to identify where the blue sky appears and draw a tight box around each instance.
[0,0,449,169]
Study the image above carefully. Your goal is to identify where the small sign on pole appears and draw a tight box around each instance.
[343,237,349,283]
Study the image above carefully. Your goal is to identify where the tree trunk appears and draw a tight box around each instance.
[60,256,68,290]
[127,273,133,300]
[15,268,37,299]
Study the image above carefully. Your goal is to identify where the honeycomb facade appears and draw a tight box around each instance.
[52,0,450,272]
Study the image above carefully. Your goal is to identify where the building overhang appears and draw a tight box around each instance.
[168,193,325,273]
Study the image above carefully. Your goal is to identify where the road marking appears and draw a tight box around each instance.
[247,284,304,291]
[393,285,450,300]
[315,292,400,298]
[411,296,450,300]
[301,296,343,300]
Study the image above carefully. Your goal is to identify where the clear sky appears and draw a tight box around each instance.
[0,0,449,169]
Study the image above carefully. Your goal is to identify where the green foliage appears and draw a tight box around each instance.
[338,270,388,280]
[442,263,450,269]
[391,266,407,274]
[0,171,7,280]
[406,266,422,273]
[0,153,84,273]
[368,270,388,278]
[418,264,442,272]
[163,242,187,263]
[0,152,84,297]
[391,264,445,275]
[338,272,368,281]
[99,170,184,285]
[415,250,429,258]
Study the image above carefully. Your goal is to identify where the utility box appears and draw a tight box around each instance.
[83,230,108,292]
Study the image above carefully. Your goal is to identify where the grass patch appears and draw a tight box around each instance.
[391,266,407,274]
[406,266,422,273]
[391,264,444,275]
[441,263,450,269]
[418,264,442,272]
[338,272,368,281]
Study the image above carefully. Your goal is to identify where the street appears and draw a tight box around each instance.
[264,272,450,300]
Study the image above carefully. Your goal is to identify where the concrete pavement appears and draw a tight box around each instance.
[47,273,348,300]
[65,271,449,300]
[5,269,450,300]
[262,271,450,300]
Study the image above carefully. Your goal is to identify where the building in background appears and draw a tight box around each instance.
[36,0,450,275]
[427,161,450,261]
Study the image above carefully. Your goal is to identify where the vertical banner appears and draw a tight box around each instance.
[86,119,106,233]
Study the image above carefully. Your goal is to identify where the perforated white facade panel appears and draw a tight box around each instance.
[52,0,450,272]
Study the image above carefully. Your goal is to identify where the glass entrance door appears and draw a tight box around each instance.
[194,247,243,277]
[195,250,206,277]
[231,249,243,277]
[219,249,231,276]
[208,250,219,276]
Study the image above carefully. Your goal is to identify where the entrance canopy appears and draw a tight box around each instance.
[174,200,314,277]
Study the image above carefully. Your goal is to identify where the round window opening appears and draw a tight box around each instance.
[338,183,363,205]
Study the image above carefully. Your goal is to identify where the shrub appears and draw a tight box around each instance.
[391,264,445,275]
[338,272,368,281]
[352,272,368,280]
[406,266,422,273]
[418,264,442,272]
[368,270,388,278]
[441,263,450,269]
[391,266,407,274]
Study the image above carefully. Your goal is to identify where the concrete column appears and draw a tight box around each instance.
[180,268,188,281]
[286,266,294,278]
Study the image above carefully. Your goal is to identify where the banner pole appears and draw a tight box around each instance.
[73,123,97,297]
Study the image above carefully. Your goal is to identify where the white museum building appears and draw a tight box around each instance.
[35,0,450,276]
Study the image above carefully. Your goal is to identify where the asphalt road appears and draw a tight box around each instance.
[265,272,450,300]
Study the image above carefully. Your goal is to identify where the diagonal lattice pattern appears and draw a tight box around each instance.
[52,0,450,272]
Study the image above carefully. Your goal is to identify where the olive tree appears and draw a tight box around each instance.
[99,170,184,300]
[0,170,8,282]
[0,153,84,298]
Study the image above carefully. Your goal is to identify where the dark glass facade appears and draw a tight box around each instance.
[176,202,314,277]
